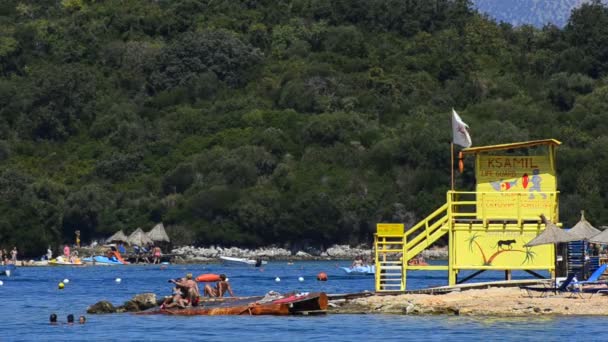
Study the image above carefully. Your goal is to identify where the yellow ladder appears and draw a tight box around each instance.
[375,233,405,292]
[375,204,450,292]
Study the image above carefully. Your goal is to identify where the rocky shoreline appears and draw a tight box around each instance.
[88,286,608,316]
[170,245,448,262]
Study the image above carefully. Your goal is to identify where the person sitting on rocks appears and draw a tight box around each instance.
[172,273,200,305]
[204,274,234,298]
[161,286,188,309]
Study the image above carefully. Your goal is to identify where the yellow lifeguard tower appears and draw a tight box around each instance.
[375,139,561,291]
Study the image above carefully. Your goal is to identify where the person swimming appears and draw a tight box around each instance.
[49,313,58,325]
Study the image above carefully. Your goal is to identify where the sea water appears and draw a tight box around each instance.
[3,260,608,341]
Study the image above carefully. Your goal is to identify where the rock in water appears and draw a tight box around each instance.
[120,293,159,312]
[121,301,140,312]
[87,301,116,314]
[131,293,157,311]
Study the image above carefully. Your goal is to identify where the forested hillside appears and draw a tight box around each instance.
[1,0,608,255]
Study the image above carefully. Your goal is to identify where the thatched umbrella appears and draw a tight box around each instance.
[106,230,129,244]
[128,227,154,247]
[568,211,601,240]
[589,227,608,244]
[146,223,170,243]
[525,214,580,247]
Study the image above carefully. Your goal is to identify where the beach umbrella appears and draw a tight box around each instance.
[589,226,608,244]
[568,211,601,240]
[525,214,580,247]
[146,223,170,243]
[106,230,129,244]
[128,227,154,246]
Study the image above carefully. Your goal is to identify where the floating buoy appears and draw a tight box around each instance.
[317,272,328,281]
[298,277,304,282]
[58,282,65,289]
[63,278,70,284]
[0,280,3,286]
[195,274,221,283]
[115,278,122,283]
[275,277,281,282]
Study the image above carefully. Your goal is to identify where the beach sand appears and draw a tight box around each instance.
[333,287,608,316]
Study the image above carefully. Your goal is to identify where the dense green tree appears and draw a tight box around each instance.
[1,0,608,255]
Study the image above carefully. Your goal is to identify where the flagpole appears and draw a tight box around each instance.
[451,142,455,190]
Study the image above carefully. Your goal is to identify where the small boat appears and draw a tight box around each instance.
[219,256,267,266]
[0,264,16,277]
[140,292,328,316]
[341,265,375,275]
[48,256,84,266]
[82,255,126,265]
[408,258,429,266]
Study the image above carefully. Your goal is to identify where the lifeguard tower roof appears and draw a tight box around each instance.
[461,139,561,155]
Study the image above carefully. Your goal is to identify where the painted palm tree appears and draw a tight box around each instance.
[466,233,535,266]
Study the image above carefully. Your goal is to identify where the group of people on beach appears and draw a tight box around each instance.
[0,247,18,265]
[161,273,234,309]
[128,243,163,264]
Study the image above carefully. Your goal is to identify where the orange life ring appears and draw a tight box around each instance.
[458,152,464,173]
[195,273,221,282]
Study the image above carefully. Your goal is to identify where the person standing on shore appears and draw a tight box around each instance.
[11,247,17,264]
[153,246,162,264]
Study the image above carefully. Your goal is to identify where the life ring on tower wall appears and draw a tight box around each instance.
[458,152,464,173]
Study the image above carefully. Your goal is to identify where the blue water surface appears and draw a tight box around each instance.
[3,260,607,341]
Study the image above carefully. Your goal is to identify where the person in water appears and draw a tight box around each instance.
[79,316,86,324]
[204,274,235,298]
[172,273,200,305]
[67,314,74,325]
[49,313,58,325]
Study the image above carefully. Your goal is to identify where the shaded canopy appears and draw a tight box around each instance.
[589,228,608,244]
[128,227,154,246]
[146,223,170,243]
[525,215,580,247]
[568,211,601,240]
[106,230,129,244]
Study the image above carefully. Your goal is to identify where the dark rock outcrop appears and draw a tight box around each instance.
[89,293,158,314]
[87,301,117,314]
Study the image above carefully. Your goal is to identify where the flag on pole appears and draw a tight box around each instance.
[451,108,472,148]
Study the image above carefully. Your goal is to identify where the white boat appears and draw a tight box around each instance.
[340,265,375,275]
[219,256,267,266]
